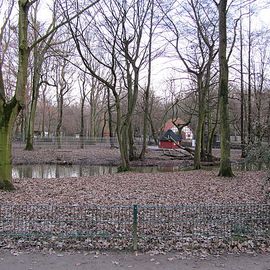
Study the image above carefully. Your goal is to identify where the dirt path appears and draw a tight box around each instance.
[0,250,269,270]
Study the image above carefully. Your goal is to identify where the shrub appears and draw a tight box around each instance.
[245,143,270,170]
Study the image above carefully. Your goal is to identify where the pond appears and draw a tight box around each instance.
[12,162,267,179]
[12,164,187,179]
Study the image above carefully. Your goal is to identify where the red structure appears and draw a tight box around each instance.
[163,118,193,140]
[159,130,181,149]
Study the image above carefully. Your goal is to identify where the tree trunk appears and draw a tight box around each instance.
[139,90,149,160]
[20,108,26,141]
[194,76,205,169]
[25,3,45,151]
[0,124,15,190]
[140,0,153,160]
[25,61,40,150]
[89,86,96,143]
[239,11,246,157]
[247,6,252,144]
[118,123,130,171]
[101,112,107,138]
[114,96,129,171]
[267,99,270,146]
[25,98,36,150]
[218,0,234,177]
[107,88,115,148]
[128,123,137,161]
[56,94,63,149]
[0,1,30,190]
[207,101,219,160]
[40,86,47,137]
[80,95,85,149]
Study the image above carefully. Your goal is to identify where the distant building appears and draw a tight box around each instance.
[163,119,194,141]
[159,129,181,149]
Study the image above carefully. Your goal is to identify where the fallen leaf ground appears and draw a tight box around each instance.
[3,144,268,205]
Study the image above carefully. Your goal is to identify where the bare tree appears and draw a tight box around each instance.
[25,1,57,150]
[215,0,234,177]
[78,70,88,148]
[0,0,99,190]
[52,57,73,148]
[63,0,156,170]
[0,0,35,190]
[164,0,219,169]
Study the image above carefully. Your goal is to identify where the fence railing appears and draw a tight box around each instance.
[12,136,161,149]
[13,137,119,148]
[0,203,269,251]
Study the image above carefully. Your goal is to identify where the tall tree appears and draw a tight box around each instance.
[247,5,252,145]
[78,70,88,149]
[139,0,154,160]
[216,0,234,177]
[0,0,34,190]
[53,57,73,149]
[164,0,219,169]
[0,0,99,190]
[63,0,156,170]
[239,6,245,157]
[25,1,57,150]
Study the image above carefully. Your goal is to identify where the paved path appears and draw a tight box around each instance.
[0,251,269,270]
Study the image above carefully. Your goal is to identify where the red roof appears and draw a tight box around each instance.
[163,119,186,131]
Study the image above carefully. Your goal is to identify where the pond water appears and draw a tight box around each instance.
[12,164,186,179]
[12,162,267,179]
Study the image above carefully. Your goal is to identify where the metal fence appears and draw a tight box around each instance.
[0,203,269,250]
[13,137,119,148]
[12,136,160,149]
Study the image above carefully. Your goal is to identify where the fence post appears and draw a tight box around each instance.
[132,204,138,251]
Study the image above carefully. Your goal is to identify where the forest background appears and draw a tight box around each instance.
[0,0,270,189]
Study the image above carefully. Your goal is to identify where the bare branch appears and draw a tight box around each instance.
[29,0,100,51]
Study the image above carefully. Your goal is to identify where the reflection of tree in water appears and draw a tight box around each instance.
[79,166,83,177]
[12,165,187,179]
[55,165,60,178]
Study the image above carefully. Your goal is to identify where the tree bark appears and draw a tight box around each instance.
[239,10,246,157]
[218,0,234,177]
[0,1,31,190]
[194,75,205,169]
[79,72,87,149]
[206,100,219,160]
[0,113,17,190]
[107,88,115,148]
[25,49,41,150]
[25,6,56,150]
[140,0,154,160]
[247,7,252,144]
[80,95,85,149]
[56,93,63,149]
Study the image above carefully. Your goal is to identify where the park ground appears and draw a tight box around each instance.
[0,144,269,268]
[4,144,268,205]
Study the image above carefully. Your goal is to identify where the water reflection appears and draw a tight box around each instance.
[12,164,186,179]
[12,165,118,179]
[12,162,268,180]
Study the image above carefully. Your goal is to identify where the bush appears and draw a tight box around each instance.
[245,143,270,170]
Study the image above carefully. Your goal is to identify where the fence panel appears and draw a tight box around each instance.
[0,203,269,250]
[0,204,133,239]
[138,204,270,240]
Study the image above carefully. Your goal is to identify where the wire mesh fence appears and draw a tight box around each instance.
[0,204,133,239]
[0,203,269,250]
[12,136,159,149]
[13,137,119,149]
[138,204,270,239]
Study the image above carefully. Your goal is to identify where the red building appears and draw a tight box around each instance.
[159,130,181,149]
[163,119,193,140]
